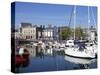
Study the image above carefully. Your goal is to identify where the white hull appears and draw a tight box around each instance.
[64,47,95,59]
[64,55,96,64]
[19,48,24,55]
[85,44,97,55]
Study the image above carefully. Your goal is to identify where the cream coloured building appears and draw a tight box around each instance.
[19,23,36,40]
[42,27,53,40]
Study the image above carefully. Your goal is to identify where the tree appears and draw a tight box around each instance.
[75,27,83,40]
[59,27,72,40]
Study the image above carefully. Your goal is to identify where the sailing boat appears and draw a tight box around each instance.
[64,5,96,59]
[85,7,97,56]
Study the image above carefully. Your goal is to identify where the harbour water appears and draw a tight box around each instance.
[15,45,97,73]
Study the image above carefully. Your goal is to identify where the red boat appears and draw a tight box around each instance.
[15,49,29,66]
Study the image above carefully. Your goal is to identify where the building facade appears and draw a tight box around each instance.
[89,26,97,41]
[53,26,59,41]
[19,23,36,40]
[83,26,97,41]
[36,25,44,40]
[42,25,53,40]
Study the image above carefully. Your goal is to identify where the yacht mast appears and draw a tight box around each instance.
[74,5,76,40]
[91,7,96,29]
[88,6,90,40]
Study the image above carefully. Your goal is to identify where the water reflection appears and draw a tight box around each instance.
[27,45,54,57]
[64,55,96,69]
[64,56,96,64]
[15,45,97,73]
[15,54,30,73]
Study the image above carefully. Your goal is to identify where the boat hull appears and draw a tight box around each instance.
[64,48,95,59]
[65,53,95,59]
[64,55,96,64]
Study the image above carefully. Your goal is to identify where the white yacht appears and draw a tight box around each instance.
[64,6,96,59]
[64,40,95,59]
[85,41,97,56]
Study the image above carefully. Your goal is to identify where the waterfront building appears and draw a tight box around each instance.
[36,25,44,40]
[15,30,20,39]
[19,23,36,40]
[89,26,97,41]
[42,24,53,40]
[11,28,21,40]
[82,26,97,41]
[53,26,59,41]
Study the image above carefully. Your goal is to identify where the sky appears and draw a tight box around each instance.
[12,2,97,28]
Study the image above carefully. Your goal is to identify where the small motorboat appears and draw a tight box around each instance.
[22,49,30,58]
[15,54,29,67]
[65,40,74,47]
[18,47,24,55]
[59,43,65,48]
[15,55,26,65]
[15,48,30,66]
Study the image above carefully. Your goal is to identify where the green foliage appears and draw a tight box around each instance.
[60,27,72,40]
[75,27,83,39]
[59,27,84,40]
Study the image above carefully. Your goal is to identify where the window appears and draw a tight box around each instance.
[31,36,32,39]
